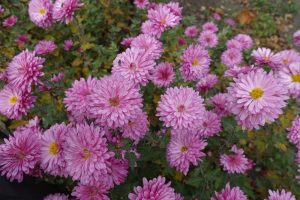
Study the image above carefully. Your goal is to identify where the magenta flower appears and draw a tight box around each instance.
[197,111,221,138]
[0,86,36,120]
[141,20,163,38]
[167,129,207,175]
[275,50,300,68]
[121,37,134,46]
[211,183,248,200]
[44,193,68,200]
[28,0,53,28]
[0,130,40,182]
[34,40,57,55]
[227,68,288,130]
[165,2,182,24]
[184,26,199,37]
[90,75,143,128]
[6,49,45,89]
[226,39,243,50]
[196,74,218,93]
[151,62,175,87]
[209,93,230,117]
[51,72,64,82]
[128,176,176,200]
[198,31,218,48]
[72,182,109,200]
[15,34,29,46]
[64,76,98,122]
[121,109,149,144]
[213,12,222,21]
[112,48,155,86]
[234,34,253,49]
[287,116,300,145]
[266,189,296,200]
[41,123,69,176]
[157,86,205,130]
[278,62,300,98]
[251,47,280,69]
[2,15,17,27]
[293,30,300,46]
[221,48,243,68]
[53,0,83,24]
[63,39,73,51]
[220,145,253,174]
[105,157,129,189]
[202,22,218,33]
[225,18,236,27]
[134,0,149,9]
[180,44,211,81]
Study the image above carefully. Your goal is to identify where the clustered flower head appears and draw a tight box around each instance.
[211,183,248,200]
[265,189,296,200]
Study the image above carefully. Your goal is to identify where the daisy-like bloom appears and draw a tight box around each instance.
[209,93,230,117]
[197,111,221,138]
[15,34,29,46]
[72,182,109,200]
[131,34,163,60]
[121,37,134,46]
[202,22,218,33]
[221,48,243,68]
[34,40,57,55]
[293,30,300,46]
[226,39,243,50]
[0,130,40,182]
[105,157,129,189]
[53,0,84,24]
[151,62,175,87]
[141,20,163,38]
[112,48,155,86]
[64,123,114,184]
[167,129,207,175]
[90,75,143,128]
[251,47,280,69]
[28,0,53,28]
[157,86,205,130]
[196,74,218,93]
[63,39,73,51]
[180,44,211,81]
[225,18,236,27]
[64,76,98,122]
[224,65,258,78]
[278,62,300,98]
[234,34,253,50]
[128,176,176,200]
[275,50,300,68]
[220,145,253,174]
[287,116,300,145]
[44,193,68,200]
[184,26,199,37]
[121,110,149,144]
[0,86,36,120]
[211,183,248,200]
[227,68,288,130]
[2,15,17,27]
[6,49,45,90]
[134,0,149,9]
[41,123,69,176]
[266,189,296,200]
[198,31,218,48]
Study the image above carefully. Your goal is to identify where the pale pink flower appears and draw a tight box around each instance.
[278,62,300,98]
[197,111,221,138]
[105,157,129,189]
[225,18,236,27]
[198,31,218,48]
[141,20,163,38]
[44,193,68,200]
[202,22,218,33]
[184,26,199,37]
[293,30,300,46]
[234,34,253,49]
[209,93,230,117]
[53,0,83,24]
[34,40,57,55]
[287,116,300,145]
[28,0,53,28]
[221,48,243,68]
[275,50,300,68]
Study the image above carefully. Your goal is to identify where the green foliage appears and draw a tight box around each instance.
[251,13,277,37]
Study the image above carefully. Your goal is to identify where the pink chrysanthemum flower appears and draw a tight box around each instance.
[167,129,207,175]
[251,47,280,69]
[197,111,221,138]
[227,68,288,130]
[44,193,68,200]
[64,76,98,122]
[72,182,109,200]
[28,0,53,28]
[15,34,29,46]
[202,22,218,33]
[34,40,57,55]
[90,75,143,128]
[165,2,182,24]
[121,110,149,144]
[128,176,176,200]
[141,20,163,38]
[278,62,300,98]
[121,37,134,46]
[226,39,243,50]
[131,34,163,60]
[234,34,253,49]
[0,86,36,120]
[112,48,155,86]
[41,123,69,176]
[209,93,230,117]
[220,145,253,174]
[2,15,17,27]
[157,86,205,130]
[287,116,300,145]
[53,0,83,24]
[211,183,248,200]
[293,30,300,47]
[184,26,199,37]
[224,65,258,78]
[151,62,175,87]
[15,116,41,135]
[0,130,40,182]
[64,123,114,184]
[63,39,73,51]
[225,18,236,27]
[180,44,211,81]
[221,48,243,68]
[275,50,300,68]
[6,49,45,89]
[196,74,218,92]
[266,189,296,200]
[105,157,129,189]
[134,0,149,9]
[198,31,218,48]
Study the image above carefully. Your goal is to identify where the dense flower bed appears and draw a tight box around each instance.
[0,0,300,199]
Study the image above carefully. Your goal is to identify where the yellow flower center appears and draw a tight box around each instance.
[9,96,17,104]
[109,97,120,107]
[181,146,188,152]
[48,142,59,155]
[39,8,45,15]
[192,58,199,66]
[249,87,264,99]
[282,59,289,65]
[292,74,300,82]
[82,148,91,160]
